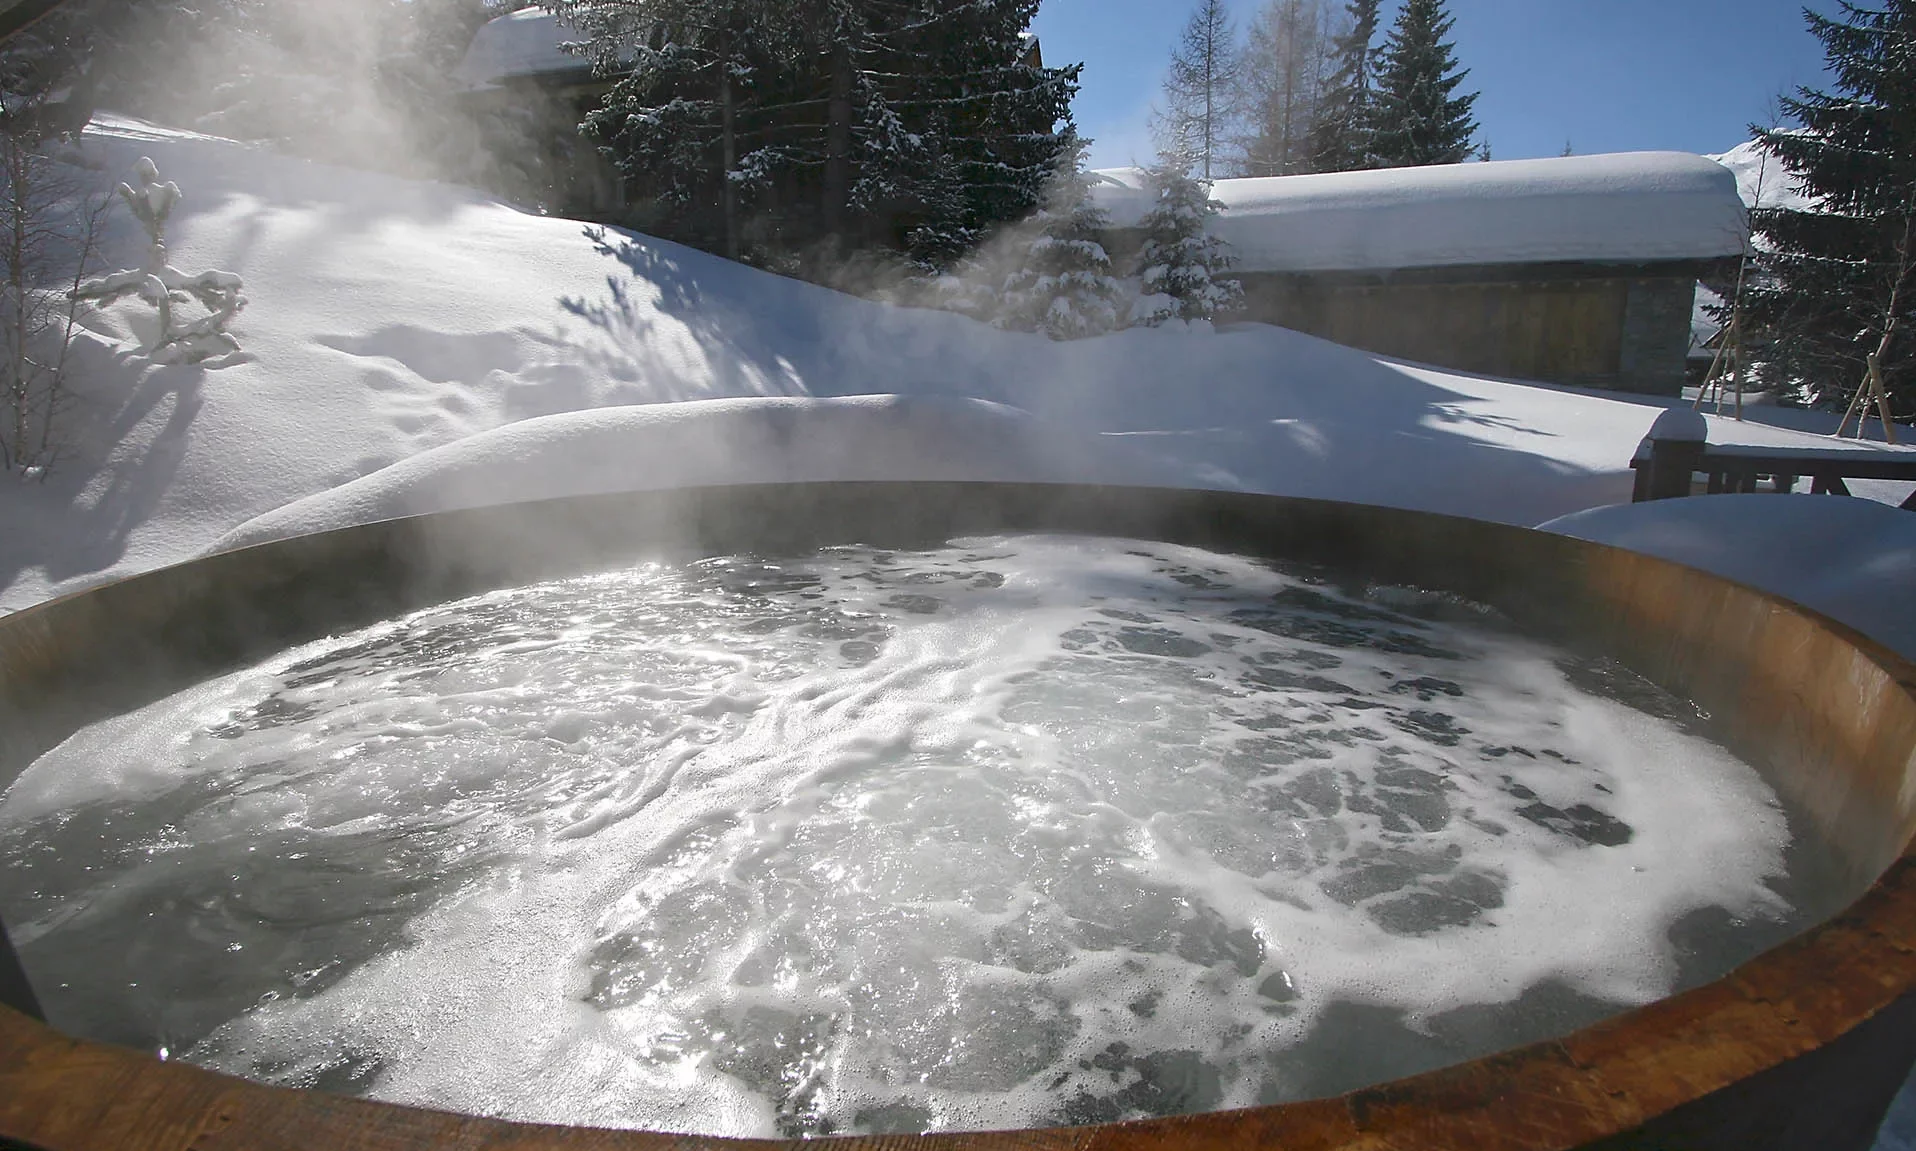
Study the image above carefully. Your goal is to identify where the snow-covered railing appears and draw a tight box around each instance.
[1631,409,1916,507]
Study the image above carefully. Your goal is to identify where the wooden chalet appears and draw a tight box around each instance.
[1095,153,1750,396]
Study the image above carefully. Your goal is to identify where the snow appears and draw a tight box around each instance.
[214,395,1189,551]
[1092,152,1748,274]
[1709,136,1815,215]
[1541,495,1916,661]
[455,7,592,92]
[1,115,1911,652]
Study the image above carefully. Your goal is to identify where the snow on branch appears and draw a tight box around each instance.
[71,157,247,364]
[1131,153,1242,327]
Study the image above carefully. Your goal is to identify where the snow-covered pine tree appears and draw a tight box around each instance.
[1368,0,1479,167]
[892,0,1077,261]
[550,0,1075,267]
[1131,151,1243,326]
[1743,1,1916,417]
[1150,0,1242,180]
[904,134,977,275]
[997,131,1125,339]
[551,0,798,258]
[71,157,246,364]
[1307,0,1381,172]
[1238,0,1333,178]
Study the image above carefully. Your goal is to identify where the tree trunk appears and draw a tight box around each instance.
[6,137,29,463]
[824,41,854,239]
[720,47,739,262]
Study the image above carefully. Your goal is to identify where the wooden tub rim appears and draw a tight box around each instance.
[0,480,1912,1151]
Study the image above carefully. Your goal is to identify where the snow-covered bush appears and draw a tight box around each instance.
[72,157,246,364]
[1131,152,1243,327]
[994,133,1126,340]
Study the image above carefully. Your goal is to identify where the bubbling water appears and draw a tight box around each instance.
[0,535,1835,1135]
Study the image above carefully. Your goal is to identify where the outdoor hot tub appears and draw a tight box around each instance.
[2,482,1914,1151]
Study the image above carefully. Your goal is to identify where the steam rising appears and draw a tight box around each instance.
[106,0,510,189]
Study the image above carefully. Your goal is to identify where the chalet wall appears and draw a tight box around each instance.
[1223,261,1723,395]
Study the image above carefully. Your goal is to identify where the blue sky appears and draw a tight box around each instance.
[1031,0,1845,170]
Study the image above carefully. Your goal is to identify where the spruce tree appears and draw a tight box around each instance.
[549,0,1075,267]
[903,135,976,275]
[885,0,1079,266]
[1306,0,1380,172]
[552,0,797,256]
[997,131,1125,339]
[1368,0,1478,167]
[1150,0,1242,181]
[1131,151,1243,326]
[1744,1,1916,417]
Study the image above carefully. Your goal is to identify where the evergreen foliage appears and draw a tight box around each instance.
[1368,0,1478,167]
[549,0,1079,270]
[996,131,1124,339]
[1745,0,1916,417]
[1130,151,1242,326]
[1238,0,1332,177]
[1150,0,1241,180]
[1307,0,1380,172]
[903,137,977,274]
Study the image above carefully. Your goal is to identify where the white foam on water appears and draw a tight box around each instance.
[0,536,1805,1134]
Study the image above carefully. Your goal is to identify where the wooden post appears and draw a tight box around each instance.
[1835,364,1869,439]
[1733,321,1745,421]
[1638,408,1709,501]
[1692,331,1730,412]
[1693,313,1739,415]
[1870,352,1899,445]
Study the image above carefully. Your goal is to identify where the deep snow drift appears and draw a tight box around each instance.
[1,115,1911,628]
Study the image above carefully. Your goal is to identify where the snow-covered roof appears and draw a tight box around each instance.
[1092,152,1749,274]
[455,7,594,91]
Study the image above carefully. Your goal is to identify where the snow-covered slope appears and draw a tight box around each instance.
[1709,136,1815,214]
[2,117,1909,615]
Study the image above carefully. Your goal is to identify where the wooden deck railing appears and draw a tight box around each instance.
[1630,409,1916,508]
